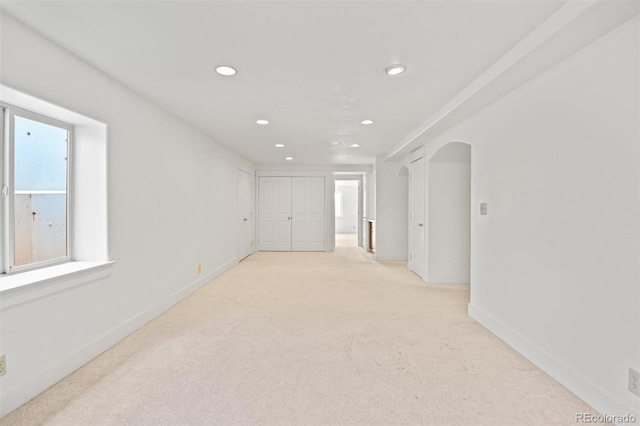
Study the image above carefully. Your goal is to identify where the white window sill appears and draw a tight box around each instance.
[0,261,114,309]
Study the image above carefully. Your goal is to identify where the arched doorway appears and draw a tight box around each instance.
[427,142,471,284]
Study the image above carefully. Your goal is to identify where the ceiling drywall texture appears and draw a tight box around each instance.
[1,1,575,165]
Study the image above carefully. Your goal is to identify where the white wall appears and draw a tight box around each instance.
[428,146,470,283]
[0,13,253,416]
[424,16,640,419]
[374,157,408,261]
[335,181,358,234]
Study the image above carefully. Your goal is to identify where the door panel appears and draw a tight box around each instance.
[277,180,291,214]
[292,177,325,251]
[293,222,306,243]
[409,158,426,279]
[238,169,254,259]
[311,221,323,242]
[262,222,274,243]
[277,220,291,243]
[259,177,292,251]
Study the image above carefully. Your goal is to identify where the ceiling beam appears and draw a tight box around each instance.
[385,0,640,161]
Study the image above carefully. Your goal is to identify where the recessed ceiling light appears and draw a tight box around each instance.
[361,119,374,125]
[215,65,237,76]
[285,156,293,161]
[275,144,284,148]
[351,144,360,148]
[256,119,269,125]
[385,64,406,76]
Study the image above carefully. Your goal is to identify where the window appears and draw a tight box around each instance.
[0,85,109,297]
[1,104,73,274]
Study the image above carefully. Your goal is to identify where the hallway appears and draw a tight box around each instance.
[2,247,601,425]
[335,233,359,249]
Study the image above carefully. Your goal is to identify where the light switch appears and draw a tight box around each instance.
[480,203,487,215]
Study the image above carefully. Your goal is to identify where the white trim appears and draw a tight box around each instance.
[0,259,237,417]
[256,170,328,177]
[0,86,100,127]
[14,190,67,195]
[0,107,5,274]
[406,146,425,166]
[6,110,16,270]
[468,303,640,423]
[333,173,366,249]
[0,261,114,309]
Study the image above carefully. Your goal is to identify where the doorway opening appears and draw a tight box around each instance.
[427,142,471,284]
[334,176,364,249]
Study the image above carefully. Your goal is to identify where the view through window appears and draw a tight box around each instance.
[1,106,72,273]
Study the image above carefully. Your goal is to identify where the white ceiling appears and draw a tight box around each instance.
[1,1,568,166]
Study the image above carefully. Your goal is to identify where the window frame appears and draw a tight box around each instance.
[1,103,75,275]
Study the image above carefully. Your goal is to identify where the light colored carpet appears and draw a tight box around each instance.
[1,234,604,425]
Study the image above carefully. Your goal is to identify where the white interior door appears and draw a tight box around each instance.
[259,177,292,251]
[408,157,425,279]
[357,178,363,247]
[292,177,325,251]
[237,169,254,259]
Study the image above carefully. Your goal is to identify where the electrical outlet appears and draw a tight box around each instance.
[0,355,6,377]
[630,368,640,397]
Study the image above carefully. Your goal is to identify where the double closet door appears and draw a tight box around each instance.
[259,177,325,251]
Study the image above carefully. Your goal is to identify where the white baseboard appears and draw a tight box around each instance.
[427,273,470,284]
[468,303,640,424]
[0,259,237,418]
